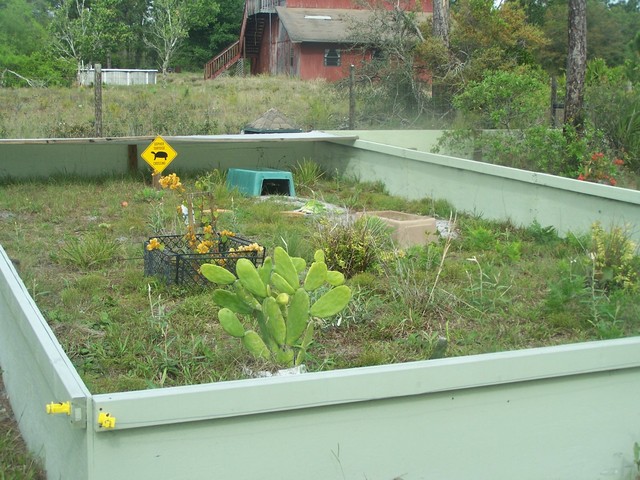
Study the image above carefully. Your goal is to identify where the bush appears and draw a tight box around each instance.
[0,51,75,87]
[452,68,550,130]
[312,215,394,278]
[589,222,638,292]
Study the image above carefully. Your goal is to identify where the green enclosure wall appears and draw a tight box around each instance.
[1,132,640,479]
[2,131,638,241]
[0,247,91,478]
[320,136,640,240]
[2,239,639,479]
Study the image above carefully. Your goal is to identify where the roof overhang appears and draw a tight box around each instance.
[275,7,430,44]
[276,7,373,44]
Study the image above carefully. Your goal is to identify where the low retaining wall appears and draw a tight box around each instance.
[0,247,90,478]
[1,131,638,241]
[1,245,640,479]
[321,135,640,241]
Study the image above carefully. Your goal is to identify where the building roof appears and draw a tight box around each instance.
[275,7,373,43]
[243,108,302,134]
[275,7,430,44]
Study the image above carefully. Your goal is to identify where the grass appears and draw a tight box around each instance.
[1,167,639,480]
[1,169,639,395]
[0,74,350,138]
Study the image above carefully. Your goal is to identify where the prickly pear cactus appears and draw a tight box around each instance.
[202,247,351,368]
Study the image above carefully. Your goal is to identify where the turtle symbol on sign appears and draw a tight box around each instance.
[151,151,169,161]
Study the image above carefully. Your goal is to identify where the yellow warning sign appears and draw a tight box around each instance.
[141,136,178,174]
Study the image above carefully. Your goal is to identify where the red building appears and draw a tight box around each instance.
[205,0,432,82]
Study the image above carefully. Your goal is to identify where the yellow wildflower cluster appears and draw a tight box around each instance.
[146,237,163,251]
[203,224,214,235]
[196,240,216,254]
[184,226,198,250]
[219,229,235,238]
[159,173,184,192]
[228,243,264,256]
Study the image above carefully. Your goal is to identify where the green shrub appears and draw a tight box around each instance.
[589,222,638,291]
[292,159,324,195]
[312,215,394,278]
[452,68,550,130]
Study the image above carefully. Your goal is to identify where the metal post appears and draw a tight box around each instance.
[94,64,103,137]
[349,65,355,130]
[550,76,558,128]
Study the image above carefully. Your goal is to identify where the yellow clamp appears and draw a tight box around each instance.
[98,412,116,429]
[46,401,71,416]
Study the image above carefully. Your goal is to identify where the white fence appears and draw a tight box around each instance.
[77,68,158,86]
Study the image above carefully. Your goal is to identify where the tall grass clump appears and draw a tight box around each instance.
[312,214,394,278]
[56,232,122,269]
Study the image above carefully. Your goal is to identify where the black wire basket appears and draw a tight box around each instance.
[143,233,266,287]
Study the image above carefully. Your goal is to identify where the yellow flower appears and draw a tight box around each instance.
[146,238,163,251]
[159,173,184,192]
[196,242,210,254]
[219,229,235,238]
[203,224,213,235]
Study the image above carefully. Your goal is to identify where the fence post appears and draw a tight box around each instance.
[94,64,103,137]
[349,65,355,130]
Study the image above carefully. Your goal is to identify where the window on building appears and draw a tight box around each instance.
[324,49,341,67]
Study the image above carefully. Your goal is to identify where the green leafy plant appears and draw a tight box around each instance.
[194,170,227,192]
[589,222,638,291]
[313,214,394,278]
[202,247,351,368]
[292,159,324,195]
[452,68,550,130]
[525,220,559,244]
[134,186,165,202]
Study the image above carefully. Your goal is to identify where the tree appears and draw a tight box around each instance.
[347,0,430,122]
[0,0,75,86]
[175,0,239,70]
[432,0,450,48]
[453,68,550,129]
[417,0,547,92]
[87,0,132,67]
[0,0,48,56]
[144,0,189,76]
[564,0,587,131]
[538,0,638,73]
[49,0,92,64]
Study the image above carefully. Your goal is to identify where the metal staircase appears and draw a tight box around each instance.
[204,0,282,80]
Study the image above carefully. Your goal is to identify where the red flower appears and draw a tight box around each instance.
[609,177,617,186]
[577,174,585,181]
[613,158,624,166]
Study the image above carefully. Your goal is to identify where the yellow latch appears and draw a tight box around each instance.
[46,401,71,416]
[98,412,116,429]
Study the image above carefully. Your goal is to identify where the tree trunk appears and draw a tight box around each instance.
[432,0,450,49]
[564,0,587,132]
